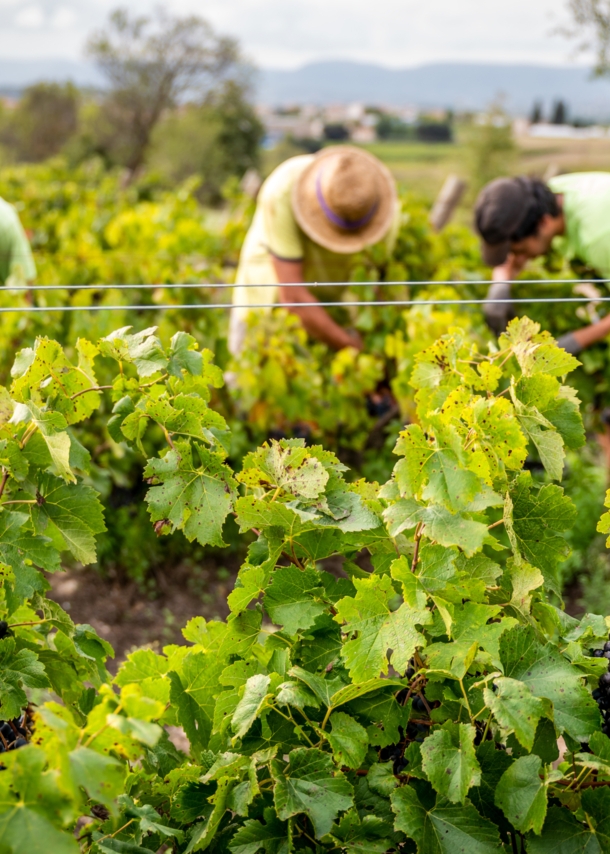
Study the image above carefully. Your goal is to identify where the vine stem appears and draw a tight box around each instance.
[9,619,50,628]
[95,819,135,843]
[70,385,113,401]
[0,471,8,501]
[487,518,505,530]
[411,522,423,573]
[1,499,37,506]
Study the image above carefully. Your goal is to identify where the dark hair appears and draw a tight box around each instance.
[510,180,560,241]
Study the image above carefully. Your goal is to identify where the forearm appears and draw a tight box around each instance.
[562,314,610,352]
[277,285,360,350]
[272,256,360,350]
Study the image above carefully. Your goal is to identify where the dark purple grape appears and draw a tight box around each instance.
[599,672,610,690]
[9,738,27,750]
[412,696,426,713]
[593,689,602,701]
[593,649,606,658]
[604,640,610,652]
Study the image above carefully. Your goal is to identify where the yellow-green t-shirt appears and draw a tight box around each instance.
[0,198,36,285]
[549,172,610,277]
[231,155,400,339]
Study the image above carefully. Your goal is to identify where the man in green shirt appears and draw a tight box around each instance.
[475,173,610,353]
[0,197,36,285]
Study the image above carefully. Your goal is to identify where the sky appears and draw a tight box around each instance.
[0,0,589,69]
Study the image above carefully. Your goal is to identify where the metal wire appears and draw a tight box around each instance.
[2,296,610,313]
[3,278,610,291]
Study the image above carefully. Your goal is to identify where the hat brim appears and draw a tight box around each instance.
[292,146,398,255]
[481,240,510,267]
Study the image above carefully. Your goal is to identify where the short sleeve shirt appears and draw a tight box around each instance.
[549,173,610,278]
[233,155,400,310]
[0,198,36,285]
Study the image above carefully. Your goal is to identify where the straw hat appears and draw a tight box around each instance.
[291,145,398,254]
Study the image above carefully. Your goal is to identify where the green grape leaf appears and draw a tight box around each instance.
[581,788,610,851]
[525,805,601,854]
[391,785,505,853]
[13,402,74,483]
[327,712,369,769]
[506,472,576,588]
[384,499,488,557]
[144,440,237,548]
[514,400,565,481]
[326,808,394,854]
[543,395,585,450]
[69,746,125,809]
[271,748,353,838]
[500,317,580,377]
[0,808,78,854]
[328,677,406,709]
[99,326,168,377]
[167,331,204,378]
[228,811,289,854]
[232,674,272,738]
[483,677,552,750]
[501,625,599,741]
[264,565,326,634]
[334,573,430,681]
[239,441,329,499]
[0,640,49,719]
[33,474,106,565]
[185,775,234,853]
[420,722,481,804]
[494,755,549,834]
[393,425,433,497]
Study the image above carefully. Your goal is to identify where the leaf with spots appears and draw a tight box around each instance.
[144,440,237,548]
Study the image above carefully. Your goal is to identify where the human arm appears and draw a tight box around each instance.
[273,256,362,351]
[557,314,610,354]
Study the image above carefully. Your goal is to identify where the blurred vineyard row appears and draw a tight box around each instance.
[2,155,610,609]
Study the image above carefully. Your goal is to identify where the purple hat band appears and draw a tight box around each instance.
[315,169,379,231]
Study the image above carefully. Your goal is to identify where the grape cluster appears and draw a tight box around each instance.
[0,710,30,753]
[591,640,610,736]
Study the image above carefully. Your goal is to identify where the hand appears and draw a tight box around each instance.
[493,252,528,282]
[347,330,364,351]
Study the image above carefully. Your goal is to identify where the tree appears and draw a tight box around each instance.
[0,82,79,162]
[148,80,264,204]
[86,7,247,175]
[530,100,544,123]
[564,0,610,75]
[551,99,568,124]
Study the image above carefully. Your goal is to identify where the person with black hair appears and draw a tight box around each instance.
[475,173,610,354]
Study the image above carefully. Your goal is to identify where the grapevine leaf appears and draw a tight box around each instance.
[0,639,49,719]
[384,499,488,557]
[483,677,552,750]
[168,331,204,378]
[0,808,78,854]
[393,425,433,497]
[326,808,394,854]
[271,748,353,837]
[513,400,565,481]
[334,574,431,681]
[99,326,168,377]
[328,677,406,709]
[264,565,326,634]
[327,712,369,769]
[287,666,346,708]
[185,775,234,853]
[494,755,549,834]
[144,440,236,548]
[239,441,329,499]
[34,474,106,565]
[228,811,289,854]
[391,785,506,853]
[500,626,599,741]
[232,674,272,738]
[581,788,610,850]
[420,722,481,804]
[500,317,580,376]
[276,680,320,710]
[525,805,601,854]
[69,746,125,809]
[13,401,74,483]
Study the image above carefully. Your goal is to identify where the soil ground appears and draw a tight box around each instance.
[47,559,242,671]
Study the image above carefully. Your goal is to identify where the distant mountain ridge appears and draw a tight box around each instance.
[259,61,610,118]
[2,58,610,118]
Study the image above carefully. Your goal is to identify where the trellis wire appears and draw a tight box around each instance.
[2,296,610,313]
[2,278,610,291]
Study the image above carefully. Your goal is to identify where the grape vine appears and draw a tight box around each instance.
[0,319,605,851]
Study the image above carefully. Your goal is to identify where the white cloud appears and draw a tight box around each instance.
[14,4,44,28]
[0,0,592,68]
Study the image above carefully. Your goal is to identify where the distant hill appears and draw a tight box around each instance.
[2,58,610,119]
[259,61,610,119]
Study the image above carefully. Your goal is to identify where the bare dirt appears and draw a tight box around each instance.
[47,558,242,671]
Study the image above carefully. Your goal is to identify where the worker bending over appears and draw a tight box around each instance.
[230,145,399,354]
[0,196,35,285]
[475,173,610,354]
